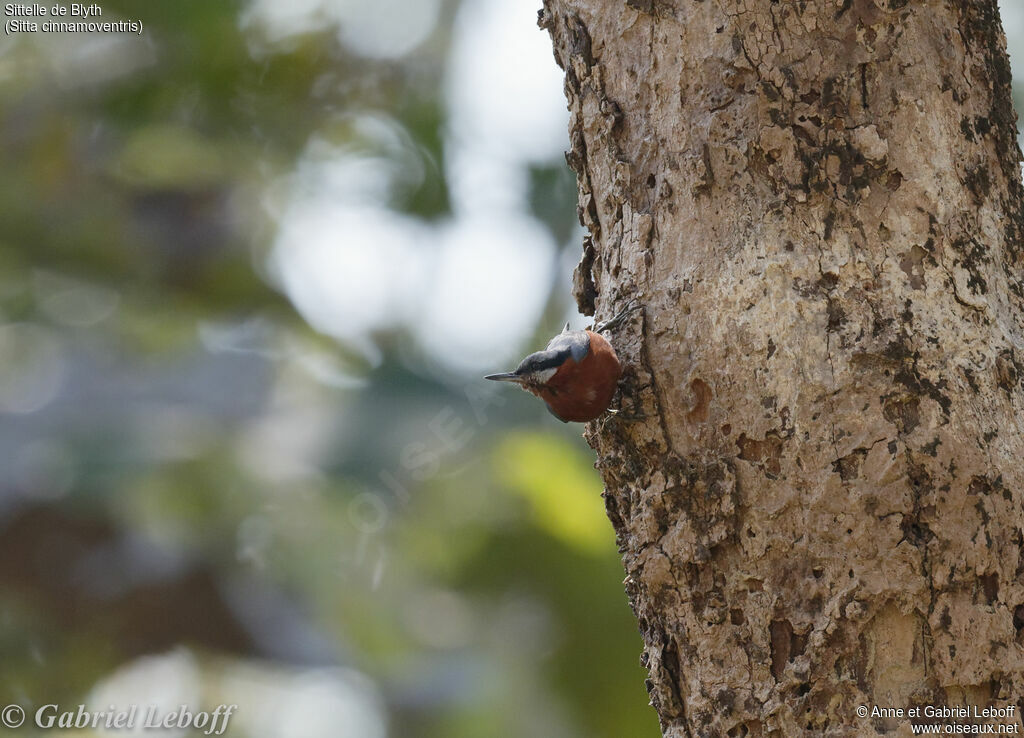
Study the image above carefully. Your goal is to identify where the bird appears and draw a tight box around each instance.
[485,300,640,422]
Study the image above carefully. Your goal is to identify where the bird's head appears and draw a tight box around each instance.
[484,349,563,392]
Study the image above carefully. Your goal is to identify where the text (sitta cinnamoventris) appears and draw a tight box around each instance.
[4,4,143,35]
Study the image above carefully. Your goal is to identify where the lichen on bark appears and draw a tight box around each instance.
[542,0,1024,735]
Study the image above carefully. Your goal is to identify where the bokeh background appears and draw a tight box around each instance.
[1,2,1021,736]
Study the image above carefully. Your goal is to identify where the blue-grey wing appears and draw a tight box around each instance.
[513,330,591,376]
[545,330,590,364]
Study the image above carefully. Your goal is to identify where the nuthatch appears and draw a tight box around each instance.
[485,300,641,422]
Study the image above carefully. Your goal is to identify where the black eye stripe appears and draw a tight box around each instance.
[517,349,567,374]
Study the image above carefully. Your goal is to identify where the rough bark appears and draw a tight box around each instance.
[541,0,1024,735]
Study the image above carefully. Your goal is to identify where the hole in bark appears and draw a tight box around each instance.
[812,567,824,579]
[969,475,998,495]
[715,688,736,711]
[833,451,863,481]
[770,619,793,680]
[792,631,808,658]
[899,515,935,546]
[646,174,656,188]
[736,431,784,477]
[721,423,732,435]
[686,378,713,424]
[1013,604,1024,632]
[730,608,745,625]
[882,394,921,434]
[980,572,999,604]
[899,245,928,289]
[797,682,810,696]
[768,620,809,683]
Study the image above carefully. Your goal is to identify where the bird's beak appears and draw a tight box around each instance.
[484,372,523,383]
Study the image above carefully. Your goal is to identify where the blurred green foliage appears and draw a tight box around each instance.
[497,433,610,554]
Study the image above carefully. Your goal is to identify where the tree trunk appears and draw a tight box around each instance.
[541,1,1024,735]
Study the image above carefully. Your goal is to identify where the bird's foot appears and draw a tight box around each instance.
[595,297,643,333]
[604,407,648,422]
